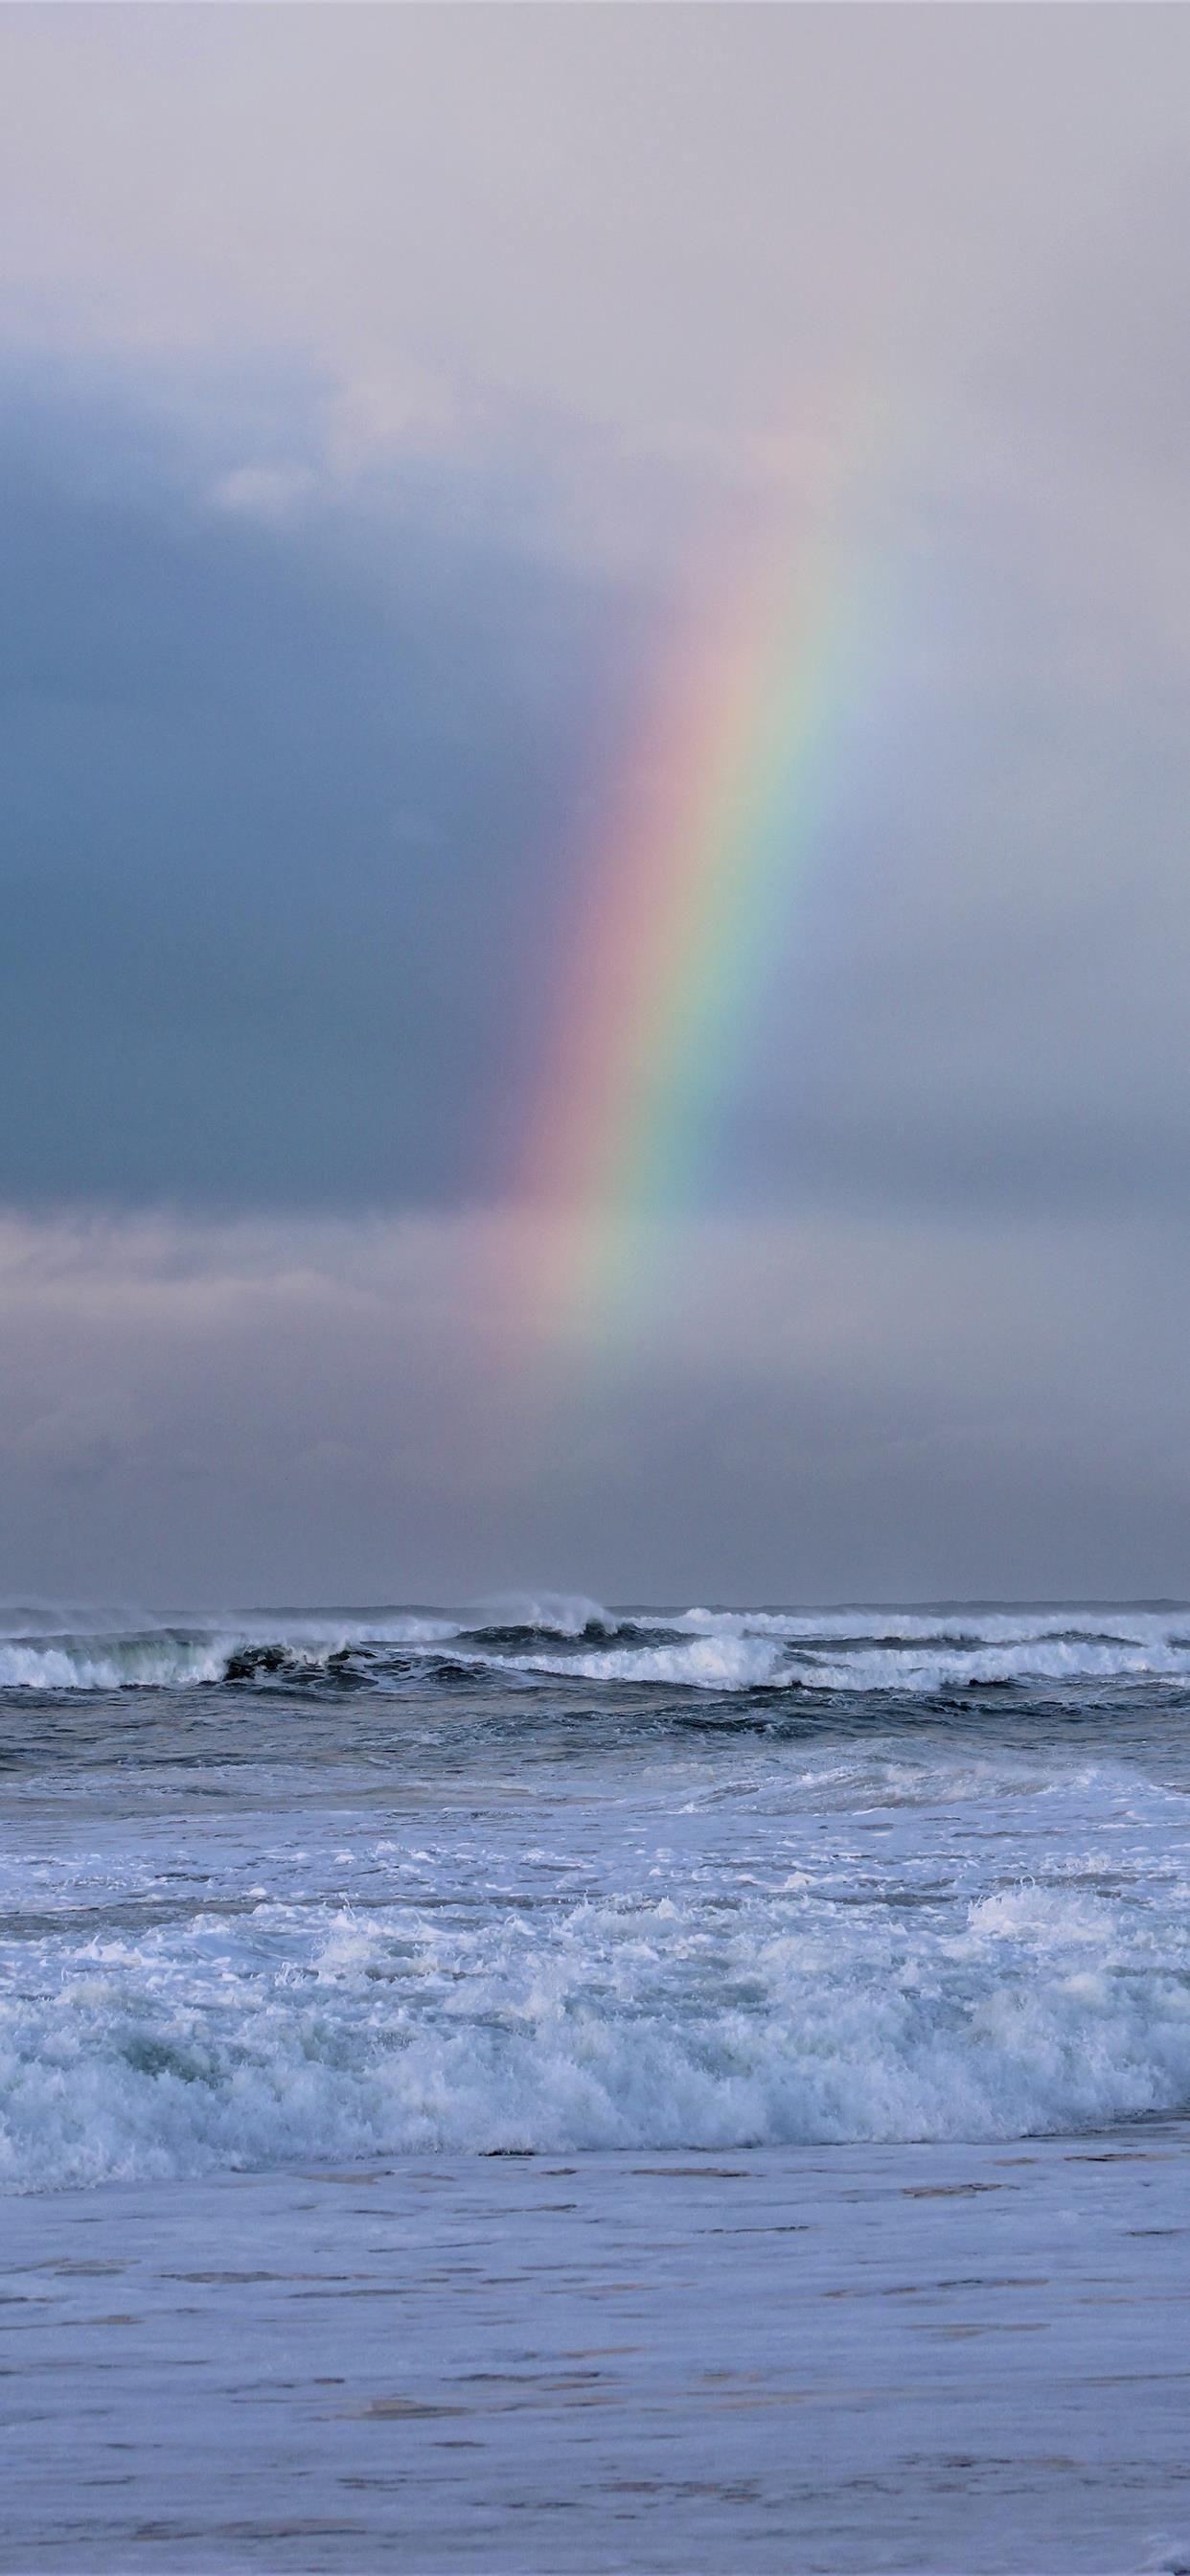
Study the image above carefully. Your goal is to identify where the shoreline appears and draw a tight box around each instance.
[7,2125,1190,2574]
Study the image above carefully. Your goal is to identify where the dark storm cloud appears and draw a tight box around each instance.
[4,9,1190,1230]
[0,366,648,1207]
[5,354,1189,1229]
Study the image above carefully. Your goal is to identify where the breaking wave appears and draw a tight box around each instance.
[0,1614,461,1693]
[6,1596,1190,2193]
[5,1860,1190,2189]
[3,1601,1190,1693]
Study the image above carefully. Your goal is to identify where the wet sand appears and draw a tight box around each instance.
[6,2128,1190,2573]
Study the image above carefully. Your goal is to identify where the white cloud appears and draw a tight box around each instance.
[4,8,1188,473]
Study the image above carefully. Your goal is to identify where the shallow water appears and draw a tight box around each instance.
[7,2135,1190,2572]
[4,1599,1190,2567]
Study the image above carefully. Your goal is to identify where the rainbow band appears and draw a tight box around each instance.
[520,456,876,1341]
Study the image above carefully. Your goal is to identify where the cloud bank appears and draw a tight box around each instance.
[2,1204,1185,1604]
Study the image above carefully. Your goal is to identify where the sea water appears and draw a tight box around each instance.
[3,1601,1190,2569]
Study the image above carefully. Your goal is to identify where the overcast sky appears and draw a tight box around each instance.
[2,3,1188,1604]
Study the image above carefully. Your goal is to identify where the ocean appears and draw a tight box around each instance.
[4,1600,1190,2571]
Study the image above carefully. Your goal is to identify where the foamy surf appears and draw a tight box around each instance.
[4,1598,1190,2193]
[4,1838,1190,2189]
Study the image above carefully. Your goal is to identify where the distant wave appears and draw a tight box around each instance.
[3,1601,1190,1692]
[0,1615,461,1692]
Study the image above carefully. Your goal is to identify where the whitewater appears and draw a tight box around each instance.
[4,1597,1190,2189]
[7,1599,1190,2573]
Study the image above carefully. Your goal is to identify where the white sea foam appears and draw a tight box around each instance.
[797,1637,1190,1691]
[678,1604,1190,1690]
[5,1920,1190,2188]
[0,1637,231,1690]
[4,1782,1190,2188]
[513,1635,788,1689]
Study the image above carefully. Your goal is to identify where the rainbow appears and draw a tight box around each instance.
[518,444,881,1344]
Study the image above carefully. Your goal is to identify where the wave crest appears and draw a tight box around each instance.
[4,1602,1190,1692]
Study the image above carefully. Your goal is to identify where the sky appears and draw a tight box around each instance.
[2,2,1189,1606]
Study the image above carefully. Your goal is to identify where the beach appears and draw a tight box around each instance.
[7,2133,1190,2572]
